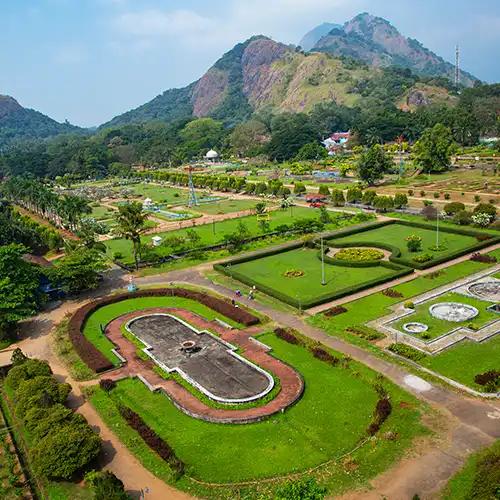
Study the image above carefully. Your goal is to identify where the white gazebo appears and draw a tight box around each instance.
[205,149,219,162]
[142,197,155,210]
[152,236,163,247]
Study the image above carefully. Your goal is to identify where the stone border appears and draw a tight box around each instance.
[125,313,274,404]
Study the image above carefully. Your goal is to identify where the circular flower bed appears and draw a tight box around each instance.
[283,269,305,278]
[334,248,384,262]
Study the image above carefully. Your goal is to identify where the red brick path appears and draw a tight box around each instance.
[104,308,304,423]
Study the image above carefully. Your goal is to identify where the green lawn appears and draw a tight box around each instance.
[193,198,264,215]
[332,222,479,265]
[83,296,243,365]
[123,183,196,205]
[89,204,116,221]
[392,292,498,340]
[105,207,363,264]
[229,247,398,306]
[308,249,500,391]
[441,440,500,500]
[89,333,428,497]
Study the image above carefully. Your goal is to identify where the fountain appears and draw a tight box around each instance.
[403,322,429,334]
[468,282,500,302]
[429,302,479,322]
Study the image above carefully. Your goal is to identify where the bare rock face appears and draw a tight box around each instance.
[191,68,229,117]
[241,38,291,106]
[0,95,23,119]
[407,89,429,107]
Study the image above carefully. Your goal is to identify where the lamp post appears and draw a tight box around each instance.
[436,210,440,248]
[212,218,216,235]
[321,237,326,286]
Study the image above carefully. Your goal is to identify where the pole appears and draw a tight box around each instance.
[212,219,215,235]
[436,210,440,248]
[321,237,326,286]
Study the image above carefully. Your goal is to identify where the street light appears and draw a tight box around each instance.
[436,210,440,248]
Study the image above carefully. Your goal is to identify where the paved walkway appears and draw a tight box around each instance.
[105,308,303,423]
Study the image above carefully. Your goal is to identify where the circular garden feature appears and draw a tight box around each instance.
[403,322,429,334]
[468,281,500,302]
[429,302,479,322]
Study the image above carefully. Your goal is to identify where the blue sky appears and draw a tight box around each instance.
[1,0,499,127]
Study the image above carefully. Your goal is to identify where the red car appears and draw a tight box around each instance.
[310,202,327,208]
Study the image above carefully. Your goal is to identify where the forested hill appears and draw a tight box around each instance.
[0,95,83,148]
[100,34,459,129]
[308,13,478,87]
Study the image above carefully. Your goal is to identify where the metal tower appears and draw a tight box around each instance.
[455,45,460,88]
[186,166,198,207]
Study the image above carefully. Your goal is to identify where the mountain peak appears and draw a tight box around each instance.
[0,94,23,118]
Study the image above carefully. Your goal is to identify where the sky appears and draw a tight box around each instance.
[1,0,499,127]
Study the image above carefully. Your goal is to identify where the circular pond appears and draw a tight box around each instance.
[468,281,500,302]
[403,322,429,334]
[429,302,479,322]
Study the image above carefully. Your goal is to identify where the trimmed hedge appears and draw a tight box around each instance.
[69,288,260,373]
[119,405,184,476]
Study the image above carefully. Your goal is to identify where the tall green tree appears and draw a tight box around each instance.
[0,244,42,341]
[413,123,456,173]
[114,202,149,269]
[357,144,392,186]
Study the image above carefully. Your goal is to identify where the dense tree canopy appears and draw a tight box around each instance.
[413,123,456,173]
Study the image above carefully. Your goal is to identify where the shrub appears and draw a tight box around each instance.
[318,185,330,196]
[474,370,500,391]
[330,189,346,207]
[118,405,184,475]
[382,288,403,298]
[274,327,300,345]
[407,189,414,196]
[453,210,472,226]
[474,195,481,202]
[346,187,363,203]
[334,247,384,262]
[373,195,394,213]
[444,193,451,200]
[470,252,497,263]
[472,213,492,227]
[345,326,384,341]
[310,346,339,365]
[5,359,52,391]
[413,253,433,263]
[324,305,347,317]
[85,470,129,500]
[404,301,415,309]
[433,192,440,199]
[11,348,28,366]
[113,252,123,260]
[406,234,422,252]
[32,422,101,479]
[367,397,392,435]
[443,202,465,215]
[388,343,425,361]
[99,379,117,392]
[394,193,408,209]
[361,190,376,206]
[476,233,492,242]
[468,445,500,499]
[275,477,327,500]
[419,190,426,197]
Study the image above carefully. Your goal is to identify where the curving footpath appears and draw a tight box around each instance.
[104,307,304,423]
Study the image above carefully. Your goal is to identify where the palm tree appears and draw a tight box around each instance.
[114,202,149,270]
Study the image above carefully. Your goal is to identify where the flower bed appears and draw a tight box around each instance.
[333,248,384,262]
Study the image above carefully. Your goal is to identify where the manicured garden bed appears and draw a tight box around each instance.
[329,220,499,269]
[391,292,498,341]
[89,332,428,498]
[70,288,259,370]
[217,246,411,308]
[308,249,500,392]
[193,198,264,215]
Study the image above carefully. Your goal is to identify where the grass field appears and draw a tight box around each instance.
[193,198,263,215]
[441,440,500,500]
[332,222,479,265]
[308,249,500,391]
[89,204,116,221]
[105,206,362,263]
[89,332,428,497]
[82,296,243,365]
[229,247,397,305]
[122,183,196,205]
[391,292,498,340]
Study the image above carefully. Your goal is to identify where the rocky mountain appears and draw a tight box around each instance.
[309,13,478,87]
[299,22,341,51]
[101,32,459,129]
[0,95,82,147]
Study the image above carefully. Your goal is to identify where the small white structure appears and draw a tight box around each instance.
[143,197,155,210]
[205,149,219,162]
[152,236,163,247]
